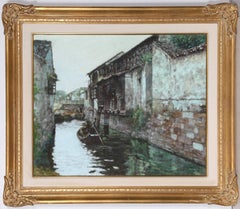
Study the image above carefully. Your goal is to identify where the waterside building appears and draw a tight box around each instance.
[87,35,207,165]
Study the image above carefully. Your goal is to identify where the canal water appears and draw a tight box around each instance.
[52,120,206,176]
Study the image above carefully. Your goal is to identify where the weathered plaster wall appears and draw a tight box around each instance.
[125,69,144,110]
[132,69,141,108]
[124,72,133,110]
[33,40,56,170]
[145,62,153,111]
[152,46,206,113]
[34,41,55,146]
[124,63,152,111]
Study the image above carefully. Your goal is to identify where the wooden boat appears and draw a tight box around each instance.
[77,124,103,145]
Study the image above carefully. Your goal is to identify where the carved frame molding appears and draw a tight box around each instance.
[3,174,35,207]
[1,2,238,206]
[205,172,239,206]
[2,3,35,39]
[203,3,238,37]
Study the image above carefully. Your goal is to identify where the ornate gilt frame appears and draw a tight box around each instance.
[2,3,238,206]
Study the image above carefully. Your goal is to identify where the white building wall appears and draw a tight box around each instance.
[124,73,133,110]
[152,46,206,112]
[141,64,147,110]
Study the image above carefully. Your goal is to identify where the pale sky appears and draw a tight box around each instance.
[34,35,150,93]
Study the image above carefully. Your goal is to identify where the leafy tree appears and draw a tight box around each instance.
[170,34,206,50]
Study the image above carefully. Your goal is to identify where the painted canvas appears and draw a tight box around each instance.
[33,34,207,176]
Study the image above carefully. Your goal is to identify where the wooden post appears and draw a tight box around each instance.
[103,111,110,135]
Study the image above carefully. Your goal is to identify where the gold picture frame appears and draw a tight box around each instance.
[2,3,238,206]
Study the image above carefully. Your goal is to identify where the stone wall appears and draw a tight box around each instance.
[101,111,206,166]
[147,111,206,166]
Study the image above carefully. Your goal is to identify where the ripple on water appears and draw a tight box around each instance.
[52,120,206,176]
[52,120,104,176]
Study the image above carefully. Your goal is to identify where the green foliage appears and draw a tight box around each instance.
[170,34,206,50]
[33,167,59,176]
[33,112,56,172]
[141,52,152,63]
[132,107,149,130]
[33,81,41,101]
[33,118,40,162]
[33,78,56,175]
[33,131,55,169]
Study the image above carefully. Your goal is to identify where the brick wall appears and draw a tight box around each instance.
[102,110,206,166]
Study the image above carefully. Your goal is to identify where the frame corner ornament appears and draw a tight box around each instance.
[2,3,35,39]
[203,3,238,37]
[205,172,239,206]
[3,174,35,207]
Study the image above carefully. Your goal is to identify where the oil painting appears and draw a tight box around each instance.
[33,34,207,176]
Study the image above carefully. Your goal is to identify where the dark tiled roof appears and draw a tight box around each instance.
[155,41,206,59]
[34,40,52,59]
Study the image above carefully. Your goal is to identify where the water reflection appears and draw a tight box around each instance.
[53,120,206,176]
[52,120,104,175]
